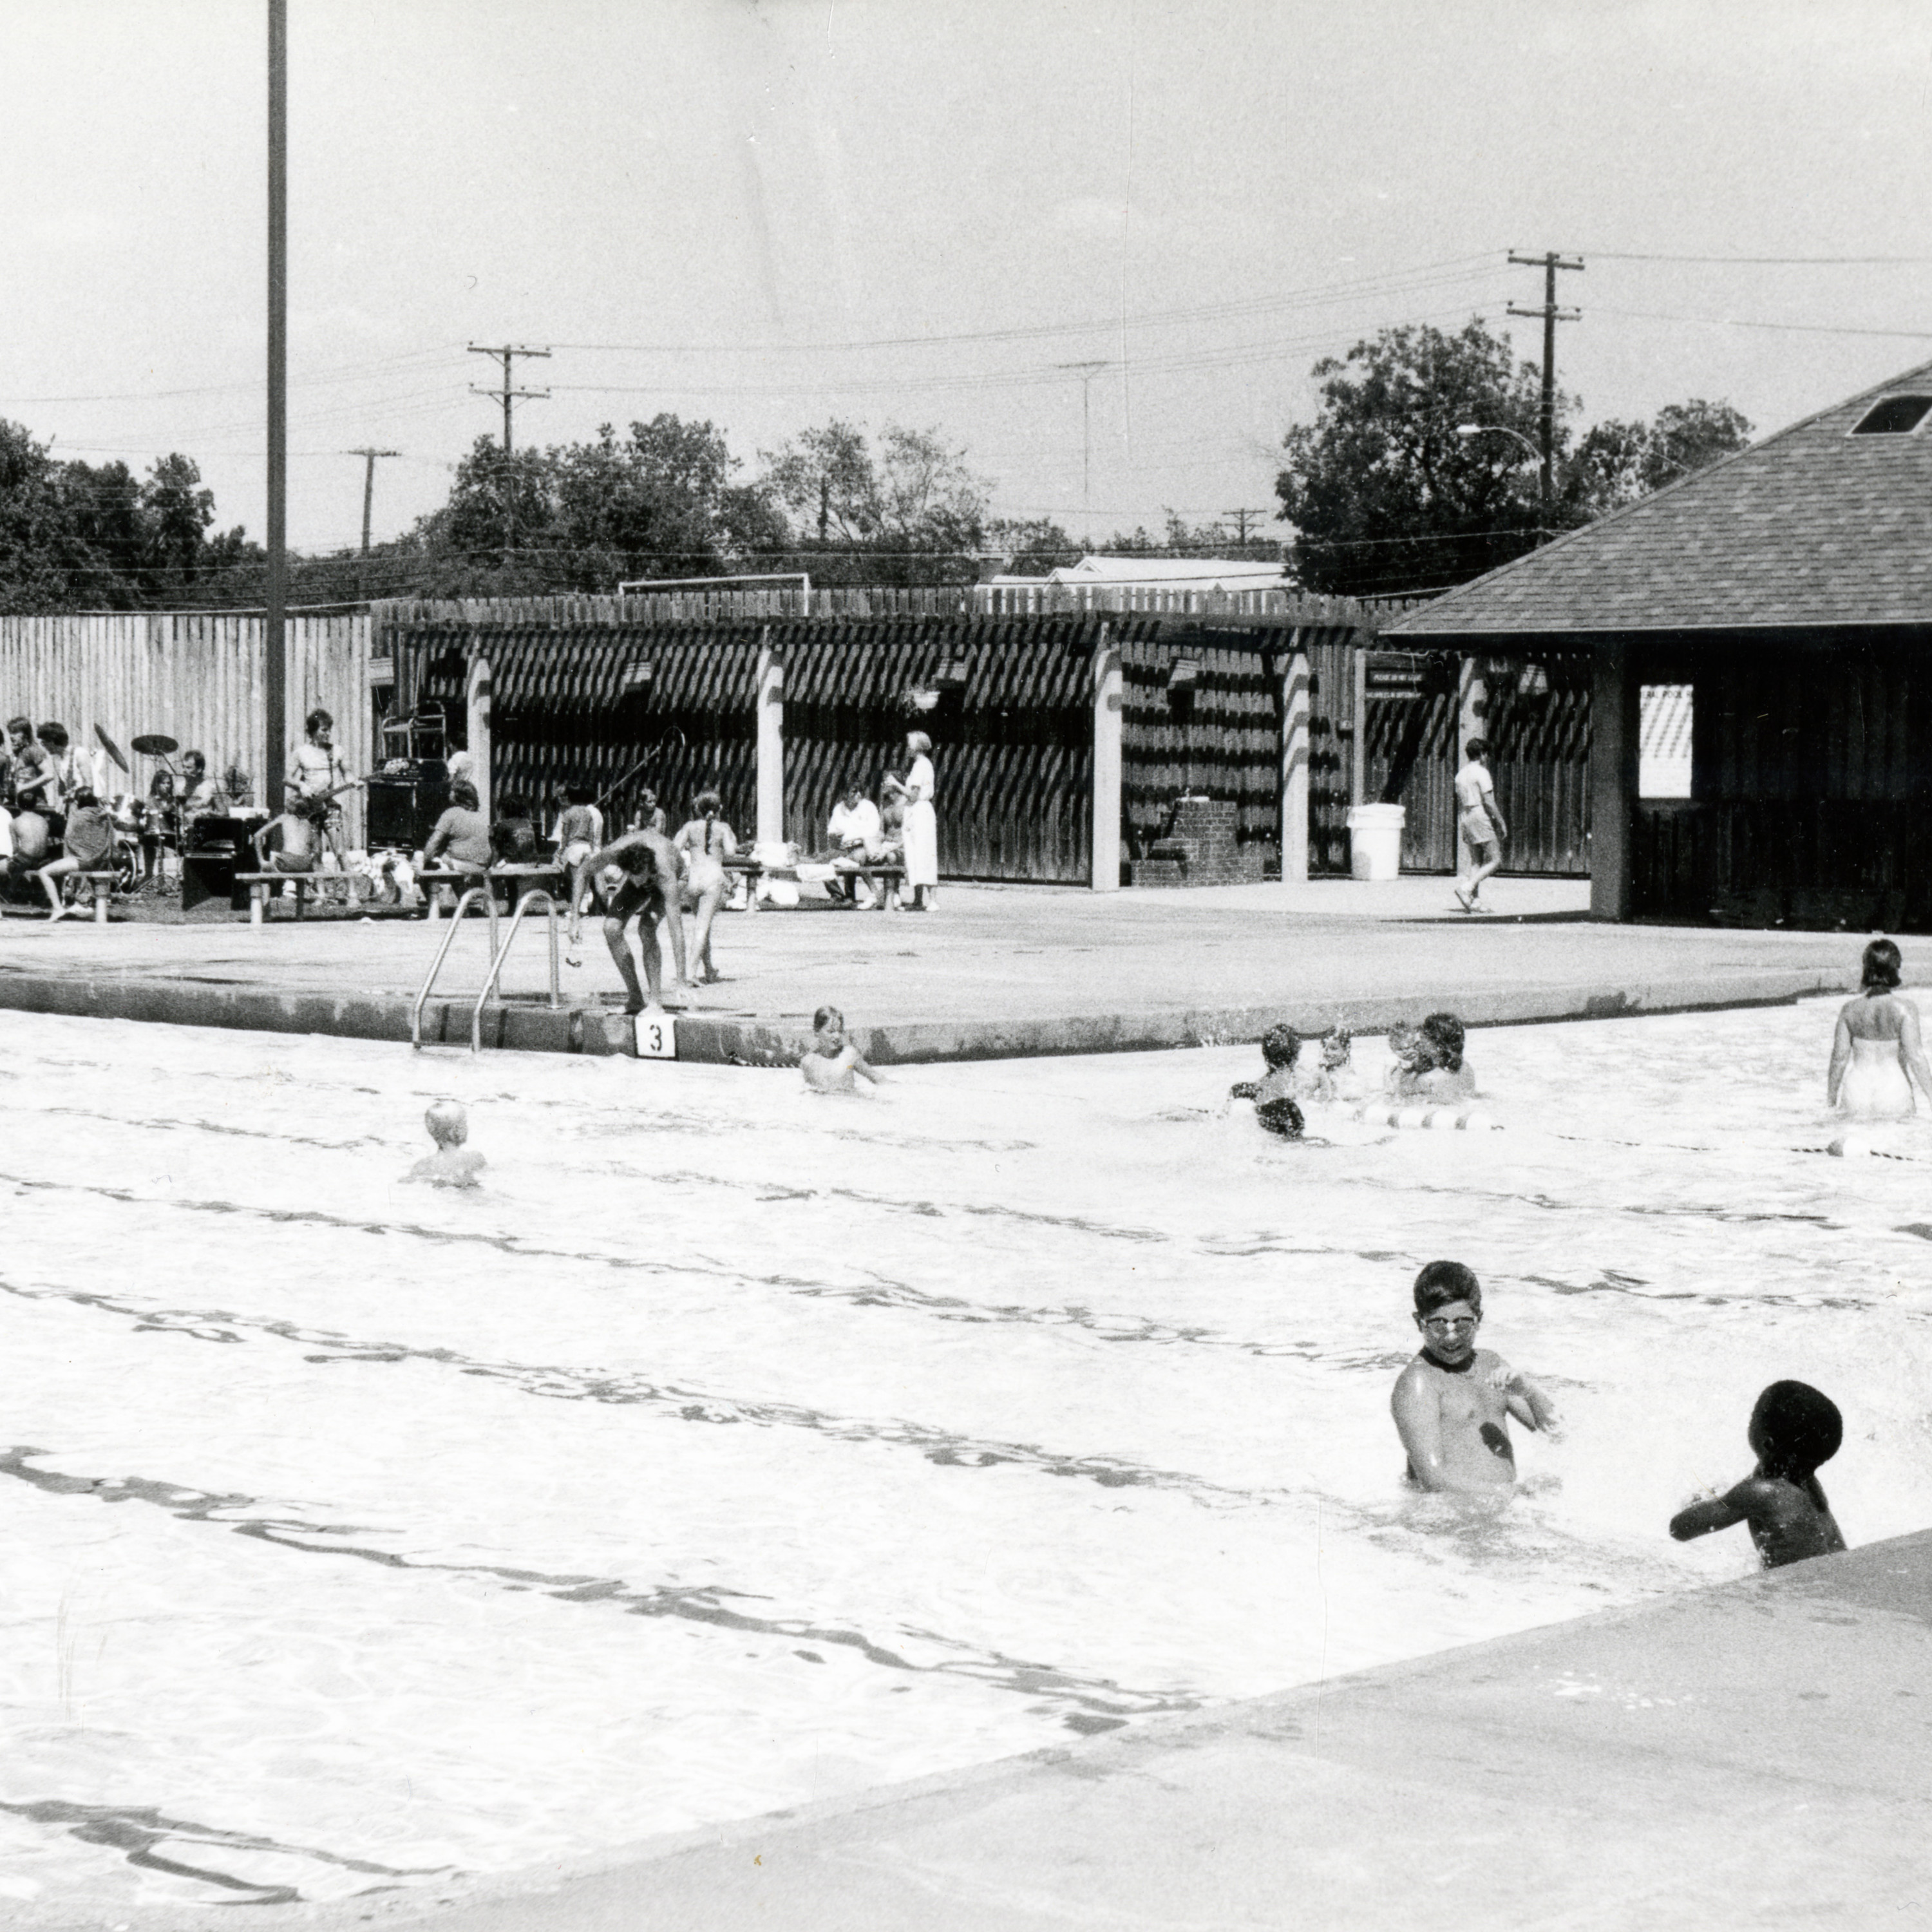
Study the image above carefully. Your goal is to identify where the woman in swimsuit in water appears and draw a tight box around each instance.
[1827,938,1932,1118]
[672,790,737,985]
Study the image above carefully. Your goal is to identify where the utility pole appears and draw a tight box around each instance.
[347,447,399,599]
[1223,507,1270,549]
[1057,361,1108,544]
[468,343,550,560]
[1506,251,1583,524]
[264,0,287,811]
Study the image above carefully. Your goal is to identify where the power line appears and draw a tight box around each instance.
[1222,508,1271,543]
[468,343,551,558]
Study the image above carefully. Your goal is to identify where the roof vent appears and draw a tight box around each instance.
[1850,395,1932,436]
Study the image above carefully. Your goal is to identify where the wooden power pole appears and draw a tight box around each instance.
[1507,251,1583,523]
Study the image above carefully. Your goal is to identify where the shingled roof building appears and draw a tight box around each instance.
[1385,358,1932,929]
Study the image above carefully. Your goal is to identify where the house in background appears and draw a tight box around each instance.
[1385,356,1932,930]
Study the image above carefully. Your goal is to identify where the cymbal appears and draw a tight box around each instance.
[94,723,131,772]
[131,733,180,756]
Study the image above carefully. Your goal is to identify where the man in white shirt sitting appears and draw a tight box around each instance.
[827,782,884,907]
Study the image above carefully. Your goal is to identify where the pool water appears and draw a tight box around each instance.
[2,999,1930,1909]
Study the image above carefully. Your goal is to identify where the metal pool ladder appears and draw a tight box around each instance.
[466,887,564,1052]
[409,885,502,1049]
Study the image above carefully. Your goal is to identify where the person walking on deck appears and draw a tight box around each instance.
[1452,737,1506,914]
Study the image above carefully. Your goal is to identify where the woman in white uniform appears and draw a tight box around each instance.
[900,732,938,911]
[1828,938,1932,1118]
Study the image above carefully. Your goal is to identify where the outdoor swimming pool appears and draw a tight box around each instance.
[3,999,1930,1910]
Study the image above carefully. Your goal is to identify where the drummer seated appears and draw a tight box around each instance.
[252,794,329,875]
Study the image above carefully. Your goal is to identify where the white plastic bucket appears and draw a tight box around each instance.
[1346,803,1406,882]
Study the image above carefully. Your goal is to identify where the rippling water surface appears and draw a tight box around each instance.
[3,999,1930,1909]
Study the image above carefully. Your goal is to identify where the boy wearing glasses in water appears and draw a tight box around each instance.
[1392,1260,1560,1493]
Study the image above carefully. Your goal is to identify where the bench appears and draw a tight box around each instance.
[235,870,364,923]
[722,853,904,913]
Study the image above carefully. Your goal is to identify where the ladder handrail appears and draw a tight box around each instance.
[410,886,498,1049]
[469,888,563,1053]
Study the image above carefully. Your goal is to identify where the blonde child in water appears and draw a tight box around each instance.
[802,1006,882,1094]
[407,1101,486,1188]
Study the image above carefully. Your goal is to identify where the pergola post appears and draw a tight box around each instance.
[1589,639,1637,920]
[1279,632,1310,884]
[1090,623,1122,891]
[755,628,786,850]
[464,655,492,818]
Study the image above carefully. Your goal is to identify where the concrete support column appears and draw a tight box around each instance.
[1589,640,1638,921]
[755,630,785,850]
[1279,634,1311,884]
[464,655,492,818]
[1090,625,1122,891]
[1457,653,1488,763]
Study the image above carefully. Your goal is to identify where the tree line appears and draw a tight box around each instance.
[1,315,1749,611]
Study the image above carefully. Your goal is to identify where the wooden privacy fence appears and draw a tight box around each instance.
[0,611,372,842]
[374,597,1417,883]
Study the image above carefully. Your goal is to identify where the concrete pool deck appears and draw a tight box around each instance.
[91,1528,1932,1932]
[0,875,1921,1064]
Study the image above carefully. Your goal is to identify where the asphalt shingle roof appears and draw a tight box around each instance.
[1387,356,1932,638]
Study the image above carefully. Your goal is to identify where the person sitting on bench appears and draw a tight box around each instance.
[251,792,329,876]
[37,788,115,922]
[421,779,493,908]
[826,781,885,907]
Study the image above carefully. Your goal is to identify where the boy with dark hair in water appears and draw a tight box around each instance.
[1392,1261,1560,1493]
[1670,1381,1847,1569]
[1230,1024,1306,1139]
[802,1006,882,1093]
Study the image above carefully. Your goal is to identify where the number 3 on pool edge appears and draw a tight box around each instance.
[634,1014,677,1060]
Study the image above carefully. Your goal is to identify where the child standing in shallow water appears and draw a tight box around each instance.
[802,1006,882,1094]
[1392,1260,1560,1495]
[1670,1381,1847,1570]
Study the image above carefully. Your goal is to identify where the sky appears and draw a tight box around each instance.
[3,0,1931,564]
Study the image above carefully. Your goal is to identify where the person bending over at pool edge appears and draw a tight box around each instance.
[569,817,687,1015]
[1669,1381,1846,1570]
[802,1006,882,1093]
[408,1101,486,1188]
[1392,1260,1560,1494]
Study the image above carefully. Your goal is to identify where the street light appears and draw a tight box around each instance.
[1455,423,1541,464]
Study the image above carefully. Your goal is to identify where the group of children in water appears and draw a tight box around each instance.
[1227,1010,1475,1140]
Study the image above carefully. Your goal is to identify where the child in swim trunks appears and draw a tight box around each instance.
[407,1101,486,1188]
[1669,1381,1847,1570]
[1392,1260,1560,1494]
[802,1006,882,1094]
[1307,1028,1362,1104]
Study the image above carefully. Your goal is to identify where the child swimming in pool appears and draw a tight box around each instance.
[1388,1013,1476,1102]
[1669,1380,1847,1570]
[1229,1024,1306,1138]
[1305,1028,1361,1104]
[407,1101,486,1188]
[1392,1260,1560,1495]
[802,1006,882,1094]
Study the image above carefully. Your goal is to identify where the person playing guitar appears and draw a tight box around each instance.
[287,708,364,863]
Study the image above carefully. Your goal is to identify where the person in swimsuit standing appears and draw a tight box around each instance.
[1827,937,1932,1118]
[569,820,686,1015]
[672,790,736,985]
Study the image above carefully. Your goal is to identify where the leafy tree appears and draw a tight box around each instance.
[759,421,990,585]
[1274,319,1557,598]
[1567,399,1752,517]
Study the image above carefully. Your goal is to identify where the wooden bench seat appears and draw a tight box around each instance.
[721,853,904,912]
[234,870,363,923]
